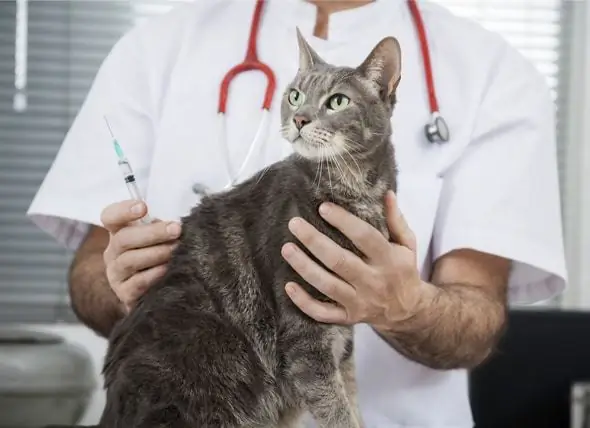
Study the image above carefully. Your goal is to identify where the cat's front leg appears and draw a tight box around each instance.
[340,353,364,428]
[285,342,361,428]
[276,407,306,428]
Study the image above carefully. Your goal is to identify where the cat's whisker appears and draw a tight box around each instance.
[334,153,350,191]
[315,145,324,192]
[349,154,363,181]
[340,138,364,156]
[319,156,325,193]
[338,152,362,195]
[367,130,388,137]
[330,149,345,177]
[334,151,351,189]
[340,142,363,181]
[338,145,365,192]
[326,147,334,198]
[342,135,362,149]
[344,151,367,187]
[313,155,322,189]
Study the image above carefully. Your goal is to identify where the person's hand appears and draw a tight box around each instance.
[100,200,182,312]
[281,191,423,329]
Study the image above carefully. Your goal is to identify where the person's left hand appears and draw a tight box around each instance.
[281,191,424,330]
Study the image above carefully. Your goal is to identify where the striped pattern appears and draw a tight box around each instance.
[0,1,186,324]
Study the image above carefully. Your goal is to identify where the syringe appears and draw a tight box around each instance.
[104,116,153,225]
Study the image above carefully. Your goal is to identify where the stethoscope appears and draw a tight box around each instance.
[192,0,449,197]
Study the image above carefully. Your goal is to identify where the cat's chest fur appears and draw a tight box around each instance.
[279,179,391,312]
[313,185,391,246]
[349,198,389,239]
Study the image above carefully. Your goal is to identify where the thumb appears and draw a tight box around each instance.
[101,200,148,233]
[385,191,417,253]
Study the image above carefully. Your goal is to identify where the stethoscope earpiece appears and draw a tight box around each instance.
[425,112,450,144]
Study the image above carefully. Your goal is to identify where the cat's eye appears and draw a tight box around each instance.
[327,93,350,111]
[288,89,304,107]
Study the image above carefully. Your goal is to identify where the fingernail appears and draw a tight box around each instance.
[288,217,302,231]
[282,243,295,257]
[167,222,181,237]
[131,203,143,214]
[319,203,330,216]
[286,284,296,295]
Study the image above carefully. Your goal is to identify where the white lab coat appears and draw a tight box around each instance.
[27,0,568,427]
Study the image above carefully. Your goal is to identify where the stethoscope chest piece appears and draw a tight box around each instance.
[425,112,450,144]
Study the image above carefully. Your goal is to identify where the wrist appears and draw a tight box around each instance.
[377,280,440,335]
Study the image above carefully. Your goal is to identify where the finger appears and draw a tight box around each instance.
[317,202,389,260]
[117,264,168,308]
[101,200,150,233]
[111,243,177,284]
[385,191,417,252]
[285,282,349,324]
[110,221,181,255]
[287,217,367,285]
[281,243,357,306]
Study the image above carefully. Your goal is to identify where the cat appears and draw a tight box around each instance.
[94,30,401,428]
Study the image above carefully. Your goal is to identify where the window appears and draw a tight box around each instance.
[0,0,582,324]
[429,0,566,190]
[0,1,183,323]
[432,0,587,308]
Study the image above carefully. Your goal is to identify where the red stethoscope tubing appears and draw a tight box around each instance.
[217,0,276,114]
[204,0,445,195]
[406,0,439,114]
[217,0,440,117]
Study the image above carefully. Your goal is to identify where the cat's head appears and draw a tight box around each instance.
[280,29,401,161]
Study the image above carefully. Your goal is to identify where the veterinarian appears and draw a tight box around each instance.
[27,0,568,427]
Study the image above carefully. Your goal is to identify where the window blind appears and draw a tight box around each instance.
[0,1,160,324]
[431,0,568,306]
[0,0,572,324]
[431,0,569,199]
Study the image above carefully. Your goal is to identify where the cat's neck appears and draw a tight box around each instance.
[294,137,396,206]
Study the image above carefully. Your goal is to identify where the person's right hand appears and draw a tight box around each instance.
[100,200,182,312]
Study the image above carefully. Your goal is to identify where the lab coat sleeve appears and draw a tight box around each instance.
[26,28,156,251]
[431,45,568,305]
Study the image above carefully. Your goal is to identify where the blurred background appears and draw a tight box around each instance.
[0,0,589,427]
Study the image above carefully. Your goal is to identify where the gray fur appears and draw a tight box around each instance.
[96,31,401,428]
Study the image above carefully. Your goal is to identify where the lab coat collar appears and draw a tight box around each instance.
[266,0,405,45]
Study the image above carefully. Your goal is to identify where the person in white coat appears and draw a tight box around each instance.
[27,0,568,427]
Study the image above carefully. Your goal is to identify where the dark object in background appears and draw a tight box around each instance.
[0,327,96,427]
[469,308,590,428]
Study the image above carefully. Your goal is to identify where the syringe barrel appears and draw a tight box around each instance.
[117,160,133,177]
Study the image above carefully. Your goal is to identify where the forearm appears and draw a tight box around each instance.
[68,250,125,338]
[376,280,507,370]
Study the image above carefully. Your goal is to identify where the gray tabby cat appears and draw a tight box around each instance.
[96,30,401,428]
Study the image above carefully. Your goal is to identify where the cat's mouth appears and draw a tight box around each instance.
[292,136,325,160]
[295,136,321,147]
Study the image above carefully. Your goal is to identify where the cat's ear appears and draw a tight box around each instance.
[296,27,325,72]
[357,37,402,107]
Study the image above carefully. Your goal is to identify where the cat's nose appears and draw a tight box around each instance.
[293,115,310,130]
